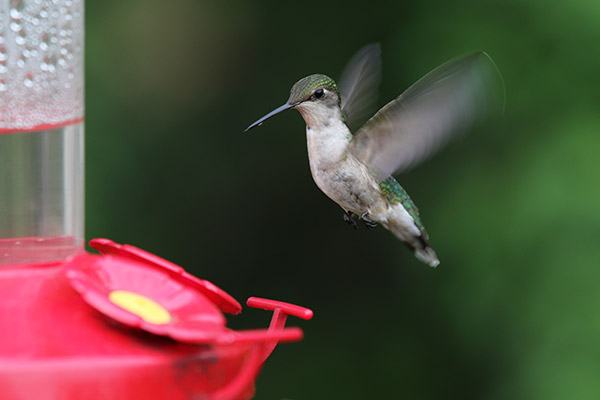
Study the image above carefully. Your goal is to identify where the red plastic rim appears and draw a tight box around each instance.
[0,118,84,135]
[89,238,242,315]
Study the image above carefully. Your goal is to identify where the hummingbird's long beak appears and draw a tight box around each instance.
[244,102,300,132]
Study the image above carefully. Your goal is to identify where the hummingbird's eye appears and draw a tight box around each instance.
[314,88,325,99]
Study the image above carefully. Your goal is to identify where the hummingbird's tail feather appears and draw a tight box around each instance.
[381,207,440,267]
[414,246,440,268]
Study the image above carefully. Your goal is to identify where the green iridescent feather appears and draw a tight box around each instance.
[288,74,340,103]
[380,176,428,239]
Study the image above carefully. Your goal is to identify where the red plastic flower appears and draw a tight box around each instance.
[64,238,242,343]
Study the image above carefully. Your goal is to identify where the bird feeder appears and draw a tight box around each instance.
[0,1,312,399]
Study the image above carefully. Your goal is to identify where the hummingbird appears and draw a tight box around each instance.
[245,44,504,267]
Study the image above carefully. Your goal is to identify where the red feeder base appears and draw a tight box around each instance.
[0,239,312,400]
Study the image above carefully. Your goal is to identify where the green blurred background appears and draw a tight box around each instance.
[85,0,600,398]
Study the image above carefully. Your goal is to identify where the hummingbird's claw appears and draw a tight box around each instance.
[360,211,378,230]
[343,211,358,230]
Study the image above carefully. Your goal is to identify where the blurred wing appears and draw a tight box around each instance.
[339,43,382,132]
[349,51,505,181]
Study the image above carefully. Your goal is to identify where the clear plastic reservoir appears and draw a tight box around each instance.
[0,0,84,264]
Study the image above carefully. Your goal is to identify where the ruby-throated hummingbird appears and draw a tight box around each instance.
[245,44,504,267]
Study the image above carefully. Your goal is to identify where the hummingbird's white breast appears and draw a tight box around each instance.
[298,102,387,218]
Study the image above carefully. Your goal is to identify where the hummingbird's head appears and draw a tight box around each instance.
[245,74,343,132]
[288,74,343,128]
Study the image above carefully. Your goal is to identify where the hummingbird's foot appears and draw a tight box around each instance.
[360,211,378,230]
[343,211,358,230]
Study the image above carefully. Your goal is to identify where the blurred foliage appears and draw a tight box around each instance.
[85,0,600,398]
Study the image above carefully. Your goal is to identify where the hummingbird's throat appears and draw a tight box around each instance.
[296,102,343,131]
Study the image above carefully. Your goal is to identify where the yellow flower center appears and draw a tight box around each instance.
[109,290,171,325]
